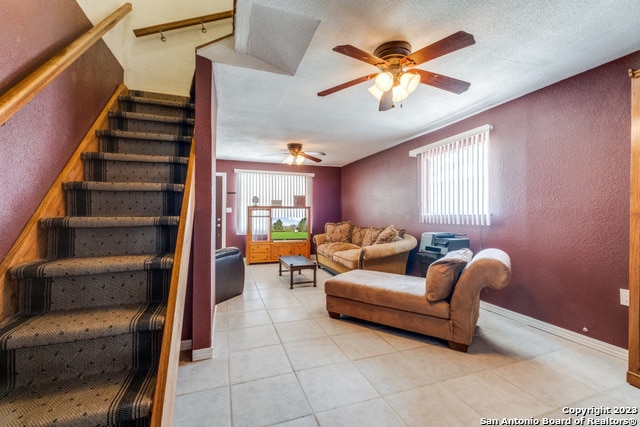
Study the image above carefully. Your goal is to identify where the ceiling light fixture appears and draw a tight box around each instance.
[284,154,305,165]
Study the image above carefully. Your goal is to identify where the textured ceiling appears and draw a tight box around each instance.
[198,0,640,167]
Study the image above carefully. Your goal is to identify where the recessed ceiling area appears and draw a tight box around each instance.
[198,0,640,167]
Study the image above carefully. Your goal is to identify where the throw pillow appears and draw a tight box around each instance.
[425,248,473,302]
[350,225,368,247]
[374,225,398,244]
[324,221,352,243]
[362,227,384,247]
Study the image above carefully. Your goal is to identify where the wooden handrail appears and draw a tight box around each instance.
[133,10,233,38]
[0,3,132,127]
[150,137,196,426]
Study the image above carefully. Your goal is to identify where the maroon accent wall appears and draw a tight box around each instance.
[215,160,342,254]
[0,1,123,261]
[342,52,640,348]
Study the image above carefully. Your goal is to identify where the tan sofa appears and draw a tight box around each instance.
[313,221,417,274]
[324,248,511,352]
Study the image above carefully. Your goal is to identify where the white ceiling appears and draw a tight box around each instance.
[179,1,640,167]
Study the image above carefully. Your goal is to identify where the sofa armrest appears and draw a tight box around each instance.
[313,233,326,246]
[449,248,511,343]
[361,234,417,260]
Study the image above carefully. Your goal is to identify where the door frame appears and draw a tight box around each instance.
[216,172,227,249]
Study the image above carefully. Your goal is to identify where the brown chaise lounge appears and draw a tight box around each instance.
[324,248,511,352]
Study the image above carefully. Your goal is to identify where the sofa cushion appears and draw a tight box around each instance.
[426,248,473,302]
[325,269,450,319]
[362,227,384,247]
[332,248,362,270]
[317,242,360,259]
[325,221,352,243]
[350,225,368,247]
[375,225,398,244]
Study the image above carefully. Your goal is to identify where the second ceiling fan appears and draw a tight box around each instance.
[317,31,475,111]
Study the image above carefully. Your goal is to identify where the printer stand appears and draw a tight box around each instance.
[417,251,443,277]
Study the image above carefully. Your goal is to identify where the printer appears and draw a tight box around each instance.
[417,232,470,276]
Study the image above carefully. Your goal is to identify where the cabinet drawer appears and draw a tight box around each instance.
[250,244,271,253]
[249,253,271,263]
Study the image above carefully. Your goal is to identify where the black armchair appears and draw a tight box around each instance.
[215,247,245,304]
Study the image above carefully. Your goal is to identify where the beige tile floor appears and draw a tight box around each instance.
[174,262,640,426]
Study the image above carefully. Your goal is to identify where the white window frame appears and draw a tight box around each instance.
[235,169,314,235]
[409,124,492,225]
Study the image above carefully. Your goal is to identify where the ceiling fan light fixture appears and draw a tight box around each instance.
[285,154,304,165]
[374,72,394,92]
[392,85,409,102]
[368,84,384,101]
[400,71,420,94]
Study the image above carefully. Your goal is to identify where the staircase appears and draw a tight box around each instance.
[0,90,194,426]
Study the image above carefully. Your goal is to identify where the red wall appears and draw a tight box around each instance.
[216,160,342,254]
[341,52,640,348]
[0,1,123,261]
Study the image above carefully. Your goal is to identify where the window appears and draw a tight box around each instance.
[409,125,491,225]
[235,169,313,234]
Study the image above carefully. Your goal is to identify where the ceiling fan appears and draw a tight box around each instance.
[317,31,475,111]
[282,143,325,165]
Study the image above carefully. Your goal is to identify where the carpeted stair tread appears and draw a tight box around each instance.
[0,368,156,427]
[0,303,166,351]
[63,181,184,192]
[96,129,192,143]
[109,110,194,126]
[40,216,180,229]
[39,216,179,258]
[81,151,189,165]
[9,254,173,279]
[120,93,194,108]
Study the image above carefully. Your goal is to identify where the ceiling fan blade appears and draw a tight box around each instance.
[401,31,475,67]
[379,90,393,111]
[413,69,471,94]
[301,152,322,162]
[317,73,378,96]
[333,45,390,67]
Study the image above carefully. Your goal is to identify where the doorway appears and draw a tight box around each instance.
[215,173,227,250]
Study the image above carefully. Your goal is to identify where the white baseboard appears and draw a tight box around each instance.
[192,346,213,361]
[480,301,627,360]
[180,339,213,361]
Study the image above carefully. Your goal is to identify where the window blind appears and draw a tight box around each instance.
[410,125,491,225]
[235,169,313,234]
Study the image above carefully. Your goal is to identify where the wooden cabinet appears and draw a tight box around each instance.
[246,206,311,264]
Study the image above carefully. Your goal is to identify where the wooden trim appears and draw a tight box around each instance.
[0,84,127,322]
[0,4,131,126]
[133,10,233,37]
[629,71,640,388]
[151,138,196,426]
[630,69,640,79]
[195,32,234,52]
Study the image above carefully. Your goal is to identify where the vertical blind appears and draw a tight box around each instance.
[409,125,491,225]
[235,169,313,234]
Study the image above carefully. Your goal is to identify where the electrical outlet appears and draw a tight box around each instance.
[620,289,630,306]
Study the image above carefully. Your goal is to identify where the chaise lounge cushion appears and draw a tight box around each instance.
[426,248,473,302]
[325,269,450,319]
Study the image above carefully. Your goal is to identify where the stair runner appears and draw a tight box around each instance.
[0,90,194,426]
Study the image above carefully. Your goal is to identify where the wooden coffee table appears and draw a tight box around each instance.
[278,255,317,289]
